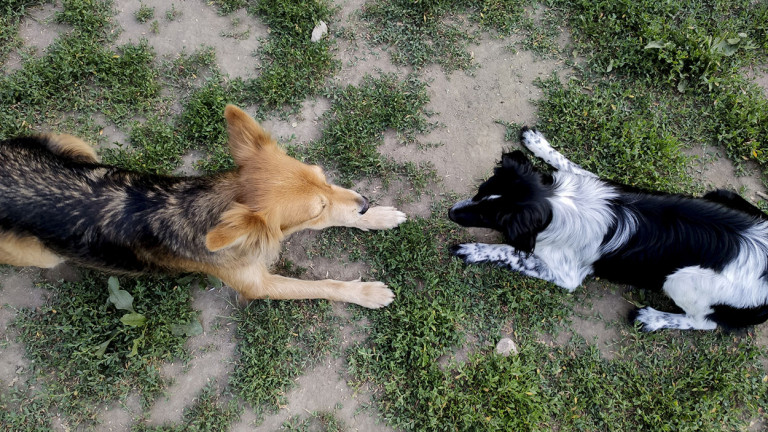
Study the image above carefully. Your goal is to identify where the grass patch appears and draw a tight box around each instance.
[229,298,339,419]
[242,0,339,113]
[13,274,199,425]
[132,383,242,431]
[309,211,573,430]
[550,0,765,88]
[0,34,159,137]
[134,3,155,24]
[282,409,347,431]
[0,387,55,431]
[102,75,246,174]
[304,74,438,190]
[361,0,476,71]
[545,334,768,431]
[546,0,768,182]
[527,75,692,193]
[55,0,114,36]
[0,0,50,65]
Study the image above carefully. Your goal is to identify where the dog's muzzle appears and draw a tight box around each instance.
[359,196,370,214]
[448,199,472,222]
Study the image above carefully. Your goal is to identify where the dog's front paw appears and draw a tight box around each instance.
[358,206,407,230]
[520,126,544,150]
[450,243,483,264]
[354,281,395,309]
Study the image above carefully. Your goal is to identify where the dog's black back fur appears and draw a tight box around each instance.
[594,189,759,289]
[0,137,233,273]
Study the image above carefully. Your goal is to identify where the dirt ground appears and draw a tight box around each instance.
[1,0,767,430]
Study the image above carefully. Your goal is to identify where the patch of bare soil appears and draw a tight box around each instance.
[3,2,68,74]
[570,282,635,360]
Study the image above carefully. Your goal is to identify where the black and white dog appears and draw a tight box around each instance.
[449,127,768,331]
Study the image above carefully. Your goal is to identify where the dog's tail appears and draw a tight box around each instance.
[519,127,597,178]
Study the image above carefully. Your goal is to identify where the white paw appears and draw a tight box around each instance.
[450,243,483,263]
[631,307,669,332]
[354,281,395,309]
[358,206,407,230]
[520,128,545,150]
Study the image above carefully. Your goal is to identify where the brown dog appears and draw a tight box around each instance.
[0,105,405,308]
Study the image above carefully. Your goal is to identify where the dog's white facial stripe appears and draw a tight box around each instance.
[450,198,473,210]
[483,195,502,201]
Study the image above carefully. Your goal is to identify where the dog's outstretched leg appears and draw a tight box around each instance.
[520,127,596,178]
[451,243,580,291]
[629,307,717,332]
[218,263,395,309]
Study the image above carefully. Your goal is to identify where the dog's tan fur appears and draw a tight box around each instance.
[0,105,405,308]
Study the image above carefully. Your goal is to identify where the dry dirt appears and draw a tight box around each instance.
[1,1,767,431]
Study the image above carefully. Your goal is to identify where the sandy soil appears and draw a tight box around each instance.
[1,1,767,430]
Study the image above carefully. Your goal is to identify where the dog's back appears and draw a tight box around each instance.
[0,136,233,273]
[593,188,768,289]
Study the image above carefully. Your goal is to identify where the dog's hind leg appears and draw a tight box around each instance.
[451,243,581,291]
[216,264,395,309]
[629,307,717,332]
[0,232,65,268]
[631,266,721,331]
[520,127,596,177]
[40,134,100,163]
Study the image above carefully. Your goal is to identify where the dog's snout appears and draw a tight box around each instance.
[359,196,370,214]
[448,206,457,222]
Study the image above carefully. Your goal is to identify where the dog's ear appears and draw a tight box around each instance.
[501,151,532,172]
[224,105,276,166]
[501,203,551,254]
[205,203,277,252]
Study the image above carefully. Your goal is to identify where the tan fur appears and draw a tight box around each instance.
[0,232,65,268]
[40,133,100,163]
[196,105,406,308]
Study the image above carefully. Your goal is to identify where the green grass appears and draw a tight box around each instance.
[548,0,768,182]
[528,75,692,193]
[0,0,50,65]
[242,0,339,113]
[545,333,768,431]
[229,298,339,419]
[13,274,198,425]
[304,73,438,190]
[2,0,768,430]
[282,409,347,431]
[309,213,573,430]
[132,383,242,432]
[360,0,477,71]
[0,33,160,138]
[134,3,155,24]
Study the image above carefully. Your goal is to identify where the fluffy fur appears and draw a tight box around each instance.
[449,127,768,331]
[0,105,406,308]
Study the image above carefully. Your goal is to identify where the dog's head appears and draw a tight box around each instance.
[449,151,554,253]
[205,105,370,252]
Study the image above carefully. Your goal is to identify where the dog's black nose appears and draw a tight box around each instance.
[448,206,456,222]
[359,196,370,214]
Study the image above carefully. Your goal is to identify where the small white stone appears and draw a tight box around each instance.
[495,337,518,357]
[311,21,328,42]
